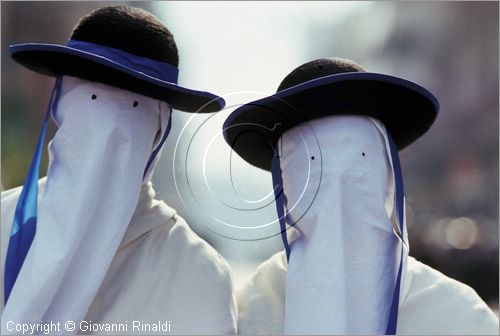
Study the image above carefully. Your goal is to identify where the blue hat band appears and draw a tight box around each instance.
[67,39,179,84]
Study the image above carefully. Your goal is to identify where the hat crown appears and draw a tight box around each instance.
[277,58,366,92]
[71,6,179,66]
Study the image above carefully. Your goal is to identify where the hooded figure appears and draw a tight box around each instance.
[1,6,236,335]
[223,58,498,335]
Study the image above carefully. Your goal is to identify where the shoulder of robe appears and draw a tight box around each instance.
[237,251,287,298]
[1,186,22,229]
[165,215,238,333]
[149,213,237,315]
[237,251,287,335]
[1,178,47,235]
[398,257,499,335]
[1,177,46,204]
[1,185,23,202]
[167,215,233,278]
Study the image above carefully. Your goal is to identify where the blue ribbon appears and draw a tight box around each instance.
[271,154,291,261]
[4,77,62,304]
[143,111,173,178]
[67,40,179,84]
[385,134,405,335]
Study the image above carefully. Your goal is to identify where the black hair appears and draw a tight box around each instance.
[71,6,179,66]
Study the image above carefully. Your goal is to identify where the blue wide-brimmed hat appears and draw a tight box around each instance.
[10,6,224,112]
[223,58,439,170]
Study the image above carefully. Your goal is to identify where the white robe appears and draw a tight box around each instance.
[1,178,237,335]
[237,251,499,335]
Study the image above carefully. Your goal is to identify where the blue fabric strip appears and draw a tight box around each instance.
[143,111,173,179]
[271,155,291,261]
[4,78,62,304]
[67,40,179,84]
[385,134,405,335]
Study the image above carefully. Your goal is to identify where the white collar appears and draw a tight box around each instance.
[119,182,177,249]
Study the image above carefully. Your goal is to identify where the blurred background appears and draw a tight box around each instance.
[2,1,498,313]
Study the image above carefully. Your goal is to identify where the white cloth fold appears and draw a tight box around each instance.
[236,251,499,335]
[119,181,177,249]
[1,178,238,335]
[279,115,406,334]
[1,76,170,333]
[83,180,237,335]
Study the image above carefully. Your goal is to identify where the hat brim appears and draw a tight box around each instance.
[223,72,439,171]
[10,43,225,113]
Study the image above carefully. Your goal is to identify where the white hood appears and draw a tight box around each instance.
[2,76,171,333]
[275,115,408,334]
